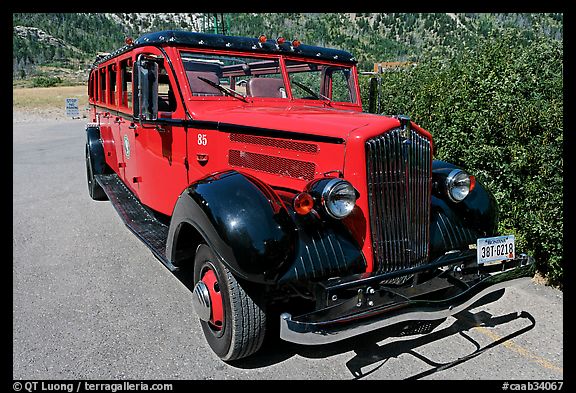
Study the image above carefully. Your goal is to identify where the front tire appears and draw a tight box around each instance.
[193,244,266,361]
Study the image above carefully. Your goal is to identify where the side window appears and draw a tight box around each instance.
[158,63,176,112]
[88,72,94,100]
[108,64,117,106]
[93,71,99,102]
[99,68,107,104]
[120,58,133,110]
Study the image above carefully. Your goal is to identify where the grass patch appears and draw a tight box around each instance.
[13,85,89,110]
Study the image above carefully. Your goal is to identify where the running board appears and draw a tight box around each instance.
[94,174,179,272]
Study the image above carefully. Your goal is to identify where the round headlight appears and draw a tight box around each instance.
[446,169,472,202]
[321,179,357,219]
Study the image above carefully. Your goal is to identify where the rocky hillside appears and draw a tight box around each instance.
[13,12,563,84]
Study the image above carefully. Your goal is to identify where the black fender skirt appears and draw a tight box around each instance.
[167,170,366,285]
[85,125,107,175]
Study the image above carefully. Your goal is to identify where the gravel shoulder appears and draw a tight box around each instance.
[13,108,89,124]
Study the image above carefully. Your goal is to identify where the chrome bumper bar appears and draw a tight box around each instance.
[280,256,534,345]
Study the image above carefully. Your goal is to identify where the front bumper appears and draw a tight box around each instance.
[280,253,535,345]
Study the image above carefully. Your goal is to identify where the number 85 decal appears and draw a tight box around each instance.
[197,134,207,146]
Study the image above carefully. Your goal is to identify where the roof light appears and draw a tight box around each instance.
[258,34,267,43]
[277,37,286,44]
[125,37,134,46]
[292,39,301,48]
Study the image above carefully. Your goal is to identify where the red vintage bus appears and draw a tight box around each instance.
[85,30,534,361]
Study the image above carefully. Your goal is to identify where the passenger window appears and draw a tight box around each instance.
[88,73,93,100]
[93,71,98,102]
[99,68,106,104]
[120,59,133,109]
[108,64,117,106]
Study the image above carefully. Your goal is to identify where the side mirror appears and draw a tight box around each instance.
[134,56,159,121]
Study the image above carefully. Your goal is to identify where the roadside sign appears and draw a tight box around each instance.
[65,98,80,118]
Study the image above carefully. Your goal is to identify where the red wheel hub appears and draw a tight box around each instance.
[201,268,224,329]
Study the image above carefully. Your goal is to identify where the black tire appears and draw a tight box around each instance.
[193,244,266,361]
[85,145,107,201]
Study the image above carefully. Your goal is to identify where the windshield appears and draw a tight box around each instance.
[285,60,356,103]
[180,51,357,104]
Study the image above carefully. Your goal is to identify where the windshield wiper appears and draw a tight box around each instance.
[292,80,333,106]
[197,76,249,103]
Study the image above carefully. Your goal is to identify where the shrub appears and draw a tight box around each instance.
[360,28,563,287]
[31,76,62,88]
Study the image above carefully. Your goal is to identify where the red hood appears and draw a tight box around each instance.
[188,102,400,141]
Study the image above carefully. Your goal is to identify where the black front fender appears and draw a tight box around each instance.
[430,160,498,259]
[167,170,297,283]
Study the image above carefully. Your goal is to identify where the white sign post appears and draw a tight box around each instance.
[65,98,80,118]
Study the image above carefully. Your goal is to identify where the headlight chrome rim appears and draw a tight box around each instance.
[321,178,357,219]
[446,168,472,202]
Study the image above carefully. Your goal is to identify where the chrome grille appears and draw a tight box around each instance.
[366,127,432,274]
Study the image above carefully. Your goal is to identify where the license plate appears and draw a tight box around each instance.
[477,235,515,264]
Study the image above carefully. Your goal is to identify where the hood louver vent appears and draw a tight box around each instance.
[229,150,316,181]
[229,133,319,154]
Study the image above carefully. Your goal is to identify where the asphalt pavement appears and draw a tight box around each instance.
[13,119,564,380]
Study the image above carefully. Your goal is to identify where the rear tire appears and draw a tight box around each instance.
[85,145,107,201]
[193,244,267,361]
